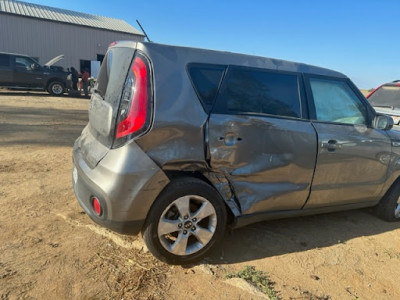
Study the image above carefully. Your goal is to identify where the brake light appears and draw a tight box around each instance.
[115,55,150,139]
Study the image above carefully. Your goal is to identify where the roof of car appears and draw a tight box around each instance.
[384,81,400,86]
[0,0,144,36]
[122,41,348,78]
[0,51,33,58]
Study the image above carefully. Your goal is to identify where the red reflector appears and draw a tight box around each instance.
[92,197,102,216]
[108,41,118,48]
[116,56,148,139]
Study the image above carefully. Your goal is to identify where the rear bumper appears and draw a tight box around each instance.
[72,139,170,235]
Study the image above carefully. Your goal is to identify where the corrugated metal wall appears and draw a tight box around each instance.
[0,13,144,70]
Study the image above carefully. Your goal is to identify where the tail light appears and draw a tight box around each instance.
[114,53,152,147]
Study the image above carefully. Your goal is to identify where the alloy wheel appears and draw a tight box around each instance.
[157,195,217,256]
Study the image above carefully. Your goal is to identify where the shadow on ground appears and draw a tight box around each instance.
[0,105,88,147]
[206,209,400,264]
[0,91,52,97]
[0,90,90,99]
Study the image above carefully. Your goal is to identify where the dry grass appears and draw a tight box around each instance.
[92,246,169,299]
[360,89,373,96]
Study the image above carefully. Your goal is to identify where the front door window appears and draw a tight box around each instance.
[310,78,367,125]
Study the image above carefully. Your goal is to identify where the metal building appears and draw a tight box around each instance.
[0,0,144,74]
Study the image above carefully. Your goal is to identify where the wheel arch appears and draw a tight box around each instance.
[141,174,229,264]
[162,170,238,225]
[380,171,400,204]
[375,175,400,221]
[46,77,66,89]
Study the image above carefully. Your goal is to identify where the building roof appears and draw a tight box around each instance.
[0,0,144,36]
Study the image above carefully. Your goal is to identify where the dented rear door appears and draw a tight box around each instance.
[208,66,317,215]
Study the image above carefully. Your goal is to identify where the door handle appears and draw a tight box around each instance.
[218,133,242,146]
[321,140,342,152]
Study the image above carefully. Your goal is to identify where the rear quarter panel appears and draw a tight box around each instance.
[134,44,209,167]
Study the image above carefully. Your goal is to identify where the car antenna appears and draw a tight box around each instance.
[136,19,152,42]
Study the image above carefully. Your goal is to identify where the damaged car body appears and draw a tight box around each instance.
[72,41,400,264]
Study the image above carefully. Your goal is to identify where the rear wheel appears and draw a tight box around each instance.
[375,181,400,221]
[47,81,64,96]
[142,177,227,264]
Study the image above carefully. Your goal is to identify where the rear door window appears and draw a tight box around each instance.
[213,66,301,118]
[187,63,226,112]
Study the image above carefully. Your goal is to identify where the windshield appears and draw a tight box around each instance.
[88,46,136,149]
[94,47,135,103]
[368,85,400,108]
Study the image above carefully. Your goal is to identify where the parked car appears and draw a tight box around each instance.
[72,41,400,264]
[0,52,67,95]
[366,80,400,126]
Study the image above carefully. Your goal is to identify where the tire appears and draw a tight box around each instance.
[47,81,64,96]
[142,177,227,265]
[374,181,400,221]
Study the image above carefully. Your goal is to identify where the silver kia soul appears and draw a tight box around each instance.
[73,41,400,264]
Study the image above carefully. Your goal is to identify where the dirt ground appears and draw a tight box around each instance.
[1,91,400,300]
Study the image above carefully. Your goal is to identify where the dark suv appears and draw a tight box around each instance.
[0,52,67,95]
[72,41,400,264]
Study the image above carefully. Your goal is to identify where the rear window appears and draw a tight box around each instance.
[0,54,9,67]
[213,66,301,118]
[368,85,400,108]
[187,63,226,112]
[95,47,135,106]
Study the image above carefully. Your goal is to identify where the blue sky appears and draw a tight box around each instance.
[28,0,400,89]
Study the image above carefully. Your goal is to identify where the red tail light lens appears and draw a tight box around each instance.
[115,53,152,143]
[92,197,102,216]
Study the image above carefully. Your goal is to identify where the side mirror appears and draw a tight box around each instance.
[374,114,394,130]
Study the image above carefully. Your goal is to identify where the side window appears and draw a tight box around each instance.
[0,54,10,67]
[15,57,34,69]
[309,78,367,125]
[213,66,301,118]
[187,63,226,112]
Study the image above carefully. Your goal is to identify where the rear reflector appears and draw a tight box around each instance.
[92,197,102,216]
[115,56,149,139]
